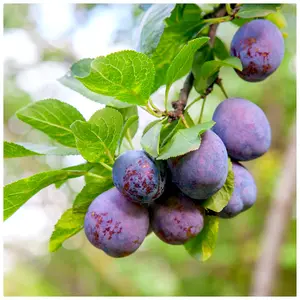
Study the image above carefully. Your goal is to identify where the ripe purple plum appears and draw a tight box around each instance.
[168,130,228,200]
[84,187,149,258]
[230,19,284,82]
[212,98,271,161]
[113,150,166,205]
[219,162,257,218]
[150,192,204,245]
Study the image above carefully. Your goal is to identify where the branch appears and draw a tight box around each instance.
[250,122,296,296]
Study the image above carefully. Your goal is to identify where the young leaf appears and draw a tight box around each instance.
[73,182,113,213]
[4,165,91,221]
[166,4,202,25]
[16,99,85,148]
[213,37,229,60]
[58,69,131,109]
[184,216,219,261]
[117,106,139,138]
[118,115,139,152]
[4,141,79,158]
[157,121,215,160]
[137,4,176,55]
[71,107,123,163]
[74,51,155,105]
[165,37,209,98]
[236,4,281,19]
[141,121,163,158]
[49,208,85,252]
[202,159,235,212]
[143,119,162,136]
[193,57,242,93]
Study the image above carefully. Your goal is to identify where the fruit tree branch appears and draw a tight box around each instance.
[250,122,296,296]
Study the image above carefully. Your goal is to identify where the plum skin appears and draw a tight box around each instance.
[219,162,257,218]
[212,98,271,161]
[84,187,149,258]
[230,19,284,82]
[150,192,204,245]
[112,150,166,205]
[168,130,228,200]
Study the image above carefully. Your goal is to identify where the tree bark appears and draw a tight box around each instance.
[250,122,296,296]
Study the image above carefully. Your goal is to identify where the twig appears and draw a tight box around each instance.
[168,72,194,122]
[216,77,229,99]
[250,122,296,296]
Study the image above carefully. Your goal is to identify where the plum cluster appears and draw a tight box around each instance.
[84,19,282,258]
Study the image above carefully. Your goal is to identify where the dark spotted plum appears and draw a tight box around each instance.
[168,130,228,200]
[219,162,257,218]
[113,150,166,205]
[150,192,204,245]
[84,187,149,258]
[231,19,284,82]
[212,98,271,161]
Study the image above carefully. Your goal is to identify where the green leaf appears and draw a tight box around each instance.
[184,111,195,127]
[165,37,209,97]
[143,119,162,136]
[74,51,155,105]
[117,106,139,139]
[49,208,85,252]
[58,68,131,109]
[4,141,80,158]
[202,159,235,212]
[157,121,215,160]
[137,4,176,55]
[73,182,113,213]
[236,4,281,19]
[16,99,85,148]
[265,11,287,29]
[118,115,139,152]
[149,15,208,92]
[184,215,219,261]
[4,165,92,221]
[193,57,242,93]
[213,37,229,60]
[166,4,202,25]
[84,164,112,185]
[141,121,163,158]
[71,107,123,163]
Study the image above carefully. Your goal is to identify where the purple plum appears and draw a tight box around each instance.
[113,150,166,205]
[168,130,228,200]
[150,192,204,245]
[212,98,271,161]
[84,187,149,258]
[219,162,257,218]
[230,19,284,82]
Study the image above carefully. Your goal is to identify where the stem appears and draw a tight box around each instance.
[99,161,113,172]
[226,3,233,15]
[198,97,207,124]
[216,78,229,99]
[164,88,170,112]
[149,97,160,112]
[202,15,231,25]
[146,103,163,118]
[185,95,203,111]
[180,114,190,128]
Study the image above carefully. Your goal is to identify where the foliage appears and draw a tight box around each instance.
[3,2,291,268]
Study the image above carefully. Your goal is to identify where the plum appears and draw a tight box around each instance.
[212,98,271,161]
[219,162,257,218]
[150,192,204,245]
[230,19,284,82]
[113,150,166,205]
[168,130,228,200]
[84,187,149,258]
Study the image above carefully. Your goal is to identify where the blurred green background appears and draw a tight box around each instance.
[3,4,296,296]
